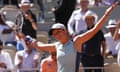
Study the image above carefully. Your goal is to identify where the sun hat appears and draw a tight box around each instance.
[19,0,34,7]
[83,10,98,24]
[106,19,117,28]
[77,0,90,4]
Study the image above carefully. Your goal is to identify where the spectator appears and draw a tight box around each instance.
[67,0,97,72]
[104,19,118,56]
[16,33,37,51]
[18,0,38,38]
[113,20,120,41]
[0,40,14,71]
[18,3,118,72]
[113,20,120,66]
[52,0,76,28]
[30,0,45,23]
[40,52,57,72]
[0,14,16,46]
[14,35,40,72]
[81,12,107,72]
[16,0,38,51]
[68,0,98,38]
[37,0,45,23]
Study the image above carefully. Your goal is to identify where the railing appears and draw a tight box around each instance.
[0,67,40,72]
[79,63,120,72]
[0,63,119,72]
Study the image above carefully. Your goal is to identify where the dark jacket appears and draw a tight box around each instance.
[54,0,76,27]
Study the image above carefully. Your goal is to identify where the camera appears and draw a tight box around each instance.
[25,10,30,17]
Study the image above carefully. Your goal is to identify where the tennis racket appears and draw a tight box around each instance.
[0,5,29,49]
[0,5,24,32]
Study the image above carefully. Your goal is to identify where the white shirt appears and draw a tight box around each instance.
[104,32,118,55]
[67,9,95,35]
[14,50,39,72]
[0,50,14,70]
[115,41,120,66]
[0,24,15,43]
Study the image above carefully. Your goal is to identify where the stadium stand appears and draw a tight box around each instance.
[3,45,16,64]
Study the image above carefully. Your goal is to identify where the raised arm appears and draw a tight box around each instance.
[74,2,118,53]
[16,32,56,52]
[31,41,56,53]
[28,13,38,30]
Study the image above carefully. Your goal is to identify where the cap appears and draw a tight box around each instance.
[106,19,117,28]
[49,23,65,35]
[19,0,33,7]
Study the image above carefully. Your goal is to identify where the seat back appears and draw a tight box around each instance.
[37,31,49,43]
[3,46,16,64]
